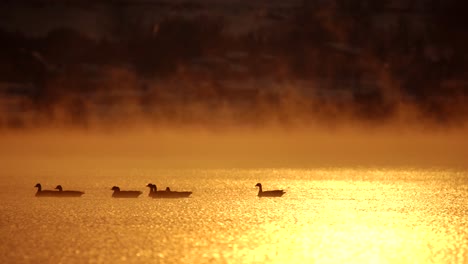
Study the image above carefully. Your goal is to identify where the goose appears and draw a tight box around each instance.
[54,185,84,197]
[35,183,59,197]
[148,183,192,198]
[255,183,285,197]
[111,186,142,198]
[146,183,167,197]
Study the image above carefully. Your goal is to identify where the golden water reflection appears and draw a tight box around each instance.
[0,168,467,263]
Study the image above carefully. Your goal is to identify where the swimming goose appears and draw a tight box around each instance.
[255,183,285,197]
[35,183,59,197]
[146,183,168,197]
[54,185,84,197]
[147,183,192,198]
[111,186,142,198]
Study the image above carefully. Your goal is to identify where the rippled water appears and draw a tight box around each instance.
[1,168,467,263]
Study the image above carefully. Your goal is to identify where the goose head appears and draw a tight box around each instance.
[255,183,262,188]
[111,186,120,191]
[146,183,154,188]
[55,185,63,191]
[35,183,42,188]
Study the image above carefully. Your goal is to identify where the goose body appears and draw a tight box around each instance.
[255,183,285,197]
[35,183,59,197]
[147,183,192,198]
[54,185,84,197]
[146,183,168,197]
[111,186,142,198]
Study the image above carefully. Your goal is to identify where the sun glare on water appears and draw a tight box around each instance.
[0,130,467,263]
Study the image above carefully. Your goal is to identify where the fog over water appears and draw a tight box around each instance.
[1,1,467,130]
[1,1,467,263]
[0,124,467,171]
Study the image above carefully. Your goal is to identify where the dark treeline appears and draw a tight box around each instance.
[0,0,467,128]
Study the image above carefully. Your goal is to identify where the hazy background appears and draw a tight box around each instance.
[0,0,467,169]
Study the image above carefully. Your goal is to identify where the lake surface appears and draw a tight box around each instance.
[1,168,467,263]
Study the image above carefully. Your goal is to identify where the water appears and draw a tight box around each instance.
[1,168,467,263]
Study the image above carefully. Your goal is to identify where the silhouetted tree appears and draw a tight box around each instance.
[41,27,96,66]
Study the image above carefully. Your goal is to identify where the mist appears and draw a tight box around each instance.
[0,124,466,174]
[0,0,467,169]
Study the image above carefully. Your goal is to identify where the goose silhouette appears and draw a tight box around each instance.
[146,183,192,198]
[146,183,168,197]
[34,183,59,197]
[54,185,84,197]
[111,186,142,198]
[255,183,285,197]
